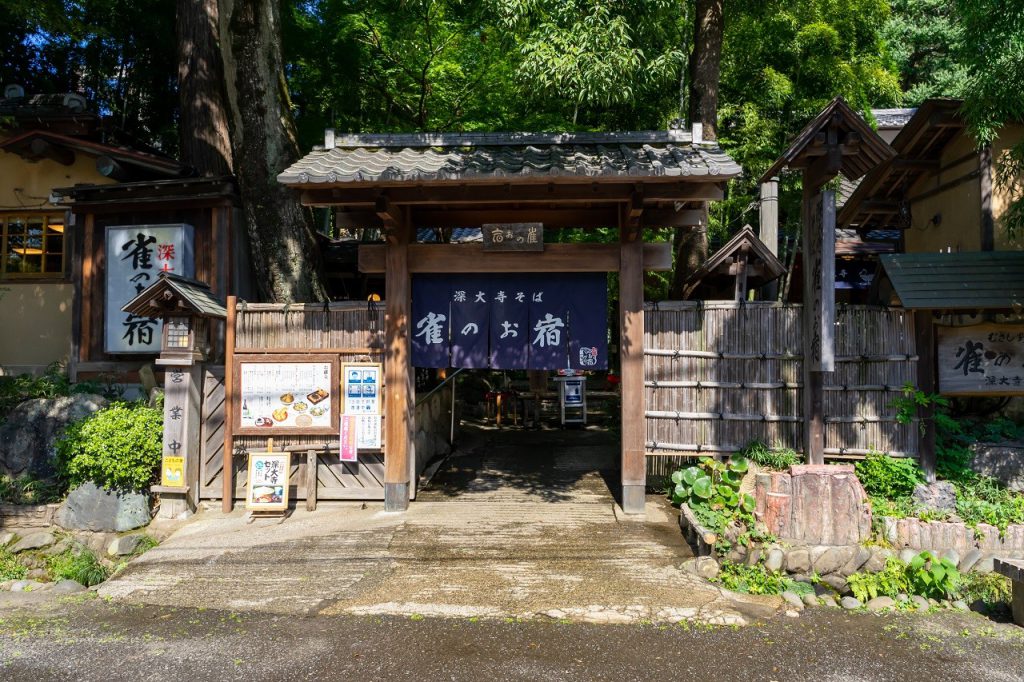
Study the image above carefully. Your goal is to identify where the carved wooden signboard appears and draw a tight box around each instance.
[481,223,543,251]
[803,190,836,371]
[938,324,1024,396]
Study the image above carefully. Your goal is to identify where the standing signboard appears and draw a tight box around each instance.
[937,324,1024,395]
[105,224,194,353]
[233,355,340,436]
[341,362,383,450]
[246,451,291,511]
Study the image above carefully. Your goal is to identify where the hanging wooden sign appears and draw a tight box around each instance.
[938,324,1024,396]
[481,223,543,251]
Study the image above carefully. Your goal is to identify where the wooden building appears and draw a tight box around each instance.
[277,128,739,512]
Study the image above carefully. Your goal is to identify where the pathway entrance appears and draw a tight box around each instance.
[102,424,781,625]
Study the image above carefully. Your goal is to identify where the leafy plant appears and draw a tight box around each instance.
[906,551,959,600]
[739,441,801,470]
[45,547,109,587]
[669,457,755,515]
[847,556,911,602]
[0,362,119,423]
[0,474,65,505]
[0,549,27,581]
[714,560,814,597]
[855,451,925,499]
[957,572,1012,608]
[55,401,163,492]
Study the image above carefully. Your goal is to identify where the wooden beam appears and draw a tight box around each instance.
[28,138,74,166]
[301,181,726,207]
[619,216,646,514]
[891,158,940,171]
[358,242,673,274]
[383,222,413,511]
[980,145,994,251]
[79,213,95,363]
[336,207,704,230]
[914,311,937,482]
[222,295,237,513]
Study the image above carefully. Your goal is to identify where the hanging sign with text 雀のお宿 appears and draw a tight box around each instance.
[104,224,194,353]
[246,452,291,511]
[937,324,1024,396]
[234,355,339,435]
[341,362,382,452]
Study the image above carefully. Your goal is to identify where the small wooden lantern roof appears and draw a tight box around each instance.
[682,226,786,299]
[122,272,227,319]
[759,97,897,185]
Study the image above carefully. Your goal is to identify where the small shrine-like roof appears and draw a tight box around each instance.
[879,251,1024,311]
[122,272,227,319]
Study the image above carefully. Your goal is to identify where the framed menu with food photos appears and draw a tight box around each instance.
[233,355,340,435]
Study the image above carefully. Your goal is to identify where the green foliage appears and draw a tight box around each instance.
[0,362,116,423]
[882,0,965,103]
[714,560,814,596]
[957,572,1012,607]
[855,451,925,500]
[669,456,755,516]
[0,474,64,505]
[45,548,109,587]
[906,551,960,600]
[739,441,801,470]
[847,556,910,602]
[55,402,163,492]
[0,549,27,581]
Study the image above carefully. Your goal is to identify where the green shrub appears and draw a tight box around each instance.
[55,401,163,492]
[855,451,925,499]
[669,457,755,514]
[847,556,911,602]
[714,560,814,596]
[45,548,109,587]
[739,441,801,470]
[847,551,959,602]
[0,549,27,581]
[0,474,64,505]
[0,362,118,422]
[958,572,1012,607]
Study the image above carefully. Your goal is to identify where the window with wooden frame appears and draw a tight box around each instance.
[0,213,66,278]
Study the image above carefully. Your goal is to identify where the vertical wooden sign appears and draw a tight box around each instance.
[803,189,836,372]
[161,365,202,508]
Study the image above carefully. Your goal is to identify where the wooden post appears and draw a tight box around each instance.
[980,145,994,251]
[620,220,646,514]
[305,449,318,512]
[384,219,413,511]
[222,295,237,512]
[760,177,780,300]
[79,213,95,364]
[801,184,836,465]
[915,311,937,481]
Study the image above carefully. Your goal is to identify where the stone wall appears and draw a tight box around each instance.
[754,464,872,545]
[0,504,59,529]
[881,516,1024,559]
[413,382,455,476]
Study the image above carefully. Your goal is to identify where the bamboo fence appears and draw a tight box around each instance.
[644,301,917,478]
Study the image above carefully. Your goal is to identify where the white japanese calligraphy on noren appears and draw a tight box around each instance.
[474,291,486,303]
[515,292,525,303]
[415,312,447,345]
[453,290,467,303]
[461,323,479,336]
[500,321,519,339]
[532,313,564,347]
[495,290,507,303]
[532,291,544,302]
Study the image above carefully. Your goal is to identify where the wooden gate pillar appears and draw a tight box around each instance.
[620,230,646,514]
[384,221,413,511]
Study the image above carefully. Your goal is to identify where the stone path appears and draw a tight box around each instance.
[99,426,780,625]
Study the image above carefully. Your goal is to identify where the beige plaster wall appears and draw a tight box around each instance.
[0,281,72,372]
[0,135,113,211]
[904,132,980,253]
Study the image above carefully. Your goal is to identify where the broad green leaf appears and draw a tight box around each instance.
[692,477,713,499]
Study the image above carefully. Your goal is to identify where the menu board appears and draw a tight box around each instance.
[246,452,291,511]
[239,362,333,430]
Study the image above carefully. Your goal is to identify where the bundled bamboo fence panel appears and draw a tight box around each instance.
[644,301,917,479]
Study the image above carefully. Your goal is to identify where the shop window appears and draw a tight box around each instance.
[0,214,65,278]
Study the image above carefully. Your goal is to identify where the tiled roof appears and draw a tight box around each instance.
[871,108,917,129]
[279,131,741,185]
[122,272,226,319]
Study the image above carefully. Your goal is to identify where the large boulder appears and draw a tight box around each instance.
[56,482,151,533]
[970,442,1024,492]
[0,394,108,477]
[912,481,957,514]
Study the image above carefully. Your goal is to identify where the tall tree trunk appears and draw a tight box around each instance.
[176,0,234,176]
[669,212,709,299]
[688,0,723,141]
[218,0,326,302]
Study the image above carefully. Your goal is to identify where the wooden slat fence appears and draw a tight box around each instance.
[644,301,917,479]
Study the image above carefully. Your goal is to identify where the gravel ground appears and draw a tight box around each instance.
[0,597,1022,681]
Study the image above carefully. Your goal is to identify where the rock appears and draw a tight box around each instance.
[839,546,872,577]
[820,574,850,595]
[820,594,838,608]
[959,549,983,573]
[25,568,47,580]
[745,546,763,566]
[866,596,897,611]
[970,442,1024,492]
[107,533,149,557]
[802,593,818,607]
[973,555,995,574]
[764,548,785,573]
[56,482,151,533]
[781,591,805,611]
[10,580,45,592]
[895,593,909,603]
[785,548,811,574]
[0,394,108,477]
[941,549,960,567]
[861,547,892,574]
[939,600,952,609]
[841,596,862,610]
[43,539,70,556]
[951,600,969,612]
[899,548,919,564]
[912,481,957,513]
[0,531,17,548]
[682,556,720,580]
[10,531,55,553]
[51,579,86,594]
[813,546,856,576]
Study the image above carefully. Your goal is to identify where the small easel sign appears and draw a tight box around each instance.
[245,438,291,522]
